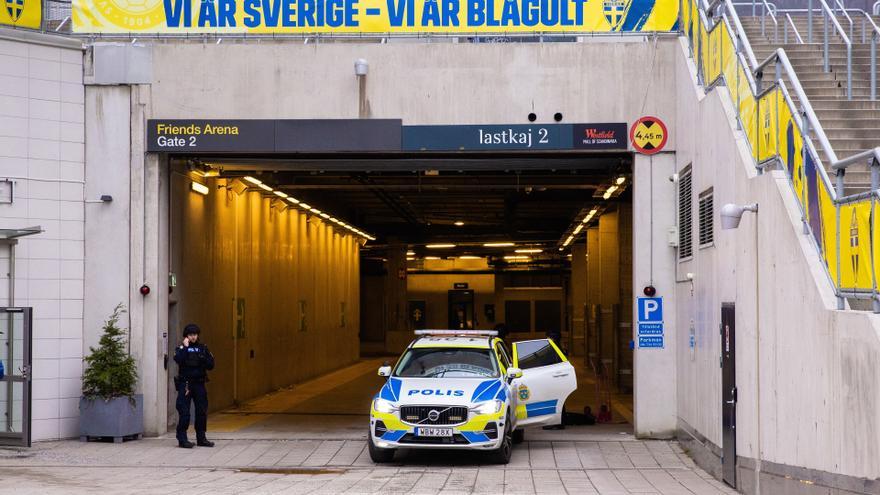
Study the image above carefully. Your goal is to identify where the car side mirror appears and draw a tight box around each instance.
[378,366,392,377]
[506,367,523,382]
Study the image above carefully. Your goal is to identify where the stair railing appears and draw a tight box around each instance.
[686,0,880,311]
[818,0,853,99]
[784,13,805,44]
[760,0,779,41]
[863,13,879,100]
[833,0,855,39]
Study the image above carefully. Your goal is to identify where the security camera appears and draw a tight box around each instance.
[669,173,679,183]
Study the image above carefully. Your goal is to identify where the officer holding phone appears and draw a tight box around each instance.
[174,323,215,448]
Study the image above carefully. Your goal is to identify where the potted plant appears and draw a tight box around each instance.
[79,304,143,442]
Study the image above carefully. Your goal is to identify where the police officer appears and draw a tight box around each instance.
[174,323,215,448]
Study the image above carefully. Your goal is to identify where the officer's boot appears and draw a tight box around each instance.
[178,440,195,449]
[197,437,214,447]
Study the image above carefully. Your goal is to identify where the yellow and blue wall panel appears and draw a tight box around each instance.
[1,0,41,29]
[72,0,679,34]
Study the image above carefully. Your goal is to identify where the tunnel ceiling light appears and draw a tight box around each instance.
[573,224,584,235]
[239,181,375,243]
[454,221,464,226]
[514,248,542,254]
[190,181,209,195]
[459,255,481,260]
[407,257,415,261]
[616,176,626,185]
[406,250,416,256]
[425,256,441,260]
[483,242,514,247]
[504,255,530,261]
[603,185,618,200]
[426,243,456,249]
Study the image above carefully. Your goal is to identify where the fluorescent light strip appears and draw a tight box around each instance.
[241,180,376,242]
[504,255,530,261]
[426,244,456,249]
[190,181,209,195]
[459,255,481,260]
[483,242,514,247]
[573,224,583,235]
[514,248,542,254]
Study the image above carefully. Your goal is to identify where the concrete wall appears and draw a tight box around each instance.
[145,39,678,126]
[583,206,635,392]
[0,29,84,441]
[169,173,360,411]
[407,273,495,330]
[673,36,880,488]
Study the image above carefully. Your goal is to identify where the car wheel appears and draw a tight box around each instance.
[368,435,395,463]
[512,428,524,444]
[488,413,513,465]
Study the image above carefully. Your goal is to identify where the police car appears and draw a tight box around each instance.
[368,330,577,464]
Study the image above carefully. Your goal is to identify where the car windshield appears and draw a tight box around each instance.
[394,348,499,378]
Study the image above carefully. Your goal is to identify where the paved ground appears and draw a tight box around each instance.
[0,359,736,494]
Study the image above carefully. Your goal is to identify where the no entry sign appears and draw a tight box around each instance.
[630,116,668,155]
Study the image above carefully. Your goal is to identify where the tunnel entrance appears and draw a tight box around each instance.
[164,145,637,433]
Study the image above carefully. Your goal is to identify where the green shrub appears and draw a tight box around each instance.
[82,304,138,401]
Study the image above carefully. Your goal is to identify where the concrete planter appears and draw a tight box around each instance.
[79,395,144,442]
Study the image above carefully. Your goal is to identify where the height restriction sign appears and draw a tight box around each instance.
[630,116,668,155]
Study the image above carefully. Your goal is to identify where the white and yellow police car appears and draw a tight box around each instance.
[368,330,577,464]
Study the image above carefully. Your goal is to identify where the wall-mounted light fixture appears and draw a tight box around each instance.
[426,243,456,249]
[720,203,758,230]
[191,181,210,195]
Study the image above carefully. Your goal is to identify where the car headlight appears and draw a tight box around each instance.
[372,398,397,414]
[471,400,503,415]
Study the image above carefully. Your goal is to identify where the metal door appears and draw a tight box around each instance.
[0,307,32,447]
[447,290,475,329]
[721,303,736,487]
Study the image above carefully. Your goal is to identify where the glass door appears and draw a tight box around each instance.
[0,308,32,447]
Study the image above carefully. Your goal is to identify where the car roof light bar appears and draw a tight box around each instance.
[414,330,498,337]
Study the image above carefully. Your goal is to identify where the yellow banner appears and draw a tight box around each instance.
[0,0,41,29]
[72,0,678,33]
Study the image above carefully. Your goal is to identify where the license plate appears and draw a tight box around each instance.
[415,427,453,437]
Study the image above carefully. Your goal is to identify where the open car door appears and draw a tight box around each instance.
[510,339,577,428]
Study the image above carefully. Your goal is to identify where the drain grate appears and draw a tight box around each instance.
[236,467,347,475]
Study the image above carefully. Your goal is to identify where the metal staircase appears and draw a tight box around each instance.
[740,11,880,194]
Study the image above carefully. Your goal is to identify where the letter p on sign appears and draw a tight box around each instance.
[638,297,663,323]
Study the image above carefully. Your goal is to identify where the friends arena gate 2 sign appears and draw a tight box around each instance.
[72,0,678,34]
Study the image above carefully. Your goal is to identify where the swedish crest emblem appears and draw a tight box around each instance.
[5,0,24,22]
[603,0,629,31]
[518,384,530,401]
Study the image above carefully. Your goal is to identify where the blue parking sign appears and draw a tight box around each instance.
[637,297,663,323]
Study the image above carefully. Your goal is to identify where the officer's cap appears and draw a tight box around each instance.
[183,323,201,337]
